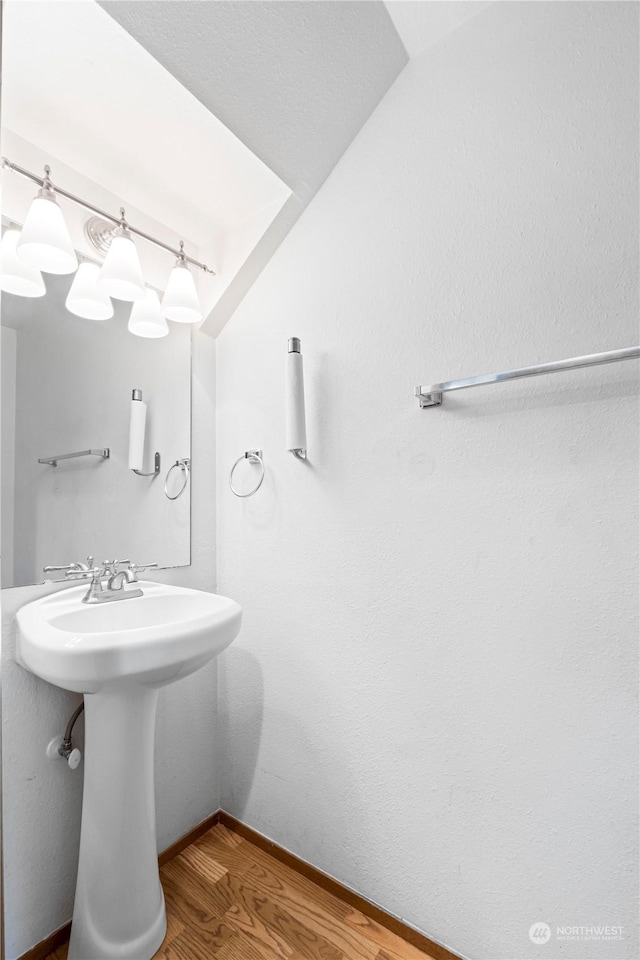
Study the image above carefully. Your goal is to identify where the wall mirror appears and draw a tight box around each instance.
[1,268,191,588]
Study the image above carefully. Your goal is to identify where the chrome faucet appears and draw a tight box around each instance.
[81,563,145,604]
[108,568,137,591]
[44,558,158,604]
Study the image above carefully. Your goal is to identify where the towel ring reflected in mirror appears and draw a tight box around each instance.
[164,458,191,500]
[229,449,264,498]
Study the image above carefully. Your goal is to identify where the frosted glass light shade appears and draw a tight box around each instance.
[162,260,202,323]
[0,229,46,297]
[98,229,146,302]
[16,195,78,275]
[128,288,168,338]
[65,262,114,320]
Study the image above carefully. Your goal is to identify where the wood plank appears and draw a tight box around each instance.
[191,827,258,875]
[243,853,377,960]
[178,840,229,886]
[225,891,343,960]
[344,909,439,960]
[241,840,352,922]
[214,929,288,960]
[212,822,245,849]
[152,916,236,959]
[223,899,295,959]
[161,859,229,927]
[158,812,221,867]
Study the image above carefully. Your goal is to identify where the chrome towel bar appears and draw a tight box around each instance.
[38,448,110,467]
[416,347,640,408]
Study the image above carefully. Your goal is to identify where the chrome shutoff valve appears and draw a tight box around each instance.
[46,736,82,770]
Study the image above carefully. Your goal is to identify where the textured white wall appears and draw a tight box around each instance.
[216,4,639,960]
[1,331,218,960]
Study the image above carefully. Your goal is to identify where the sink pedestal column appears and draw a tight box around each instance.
[68,683,167,960]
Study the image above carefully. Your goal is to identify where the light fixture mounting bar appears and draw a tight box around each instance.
[1,157,215,275]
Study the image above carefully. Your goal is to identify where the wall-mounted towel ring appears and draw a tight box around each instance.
[164,458,190,501]
[229,450,264,498]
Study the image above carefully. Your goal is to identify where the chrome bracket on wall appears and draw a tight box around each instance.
[416,392,443,408]
[132,452,161,477]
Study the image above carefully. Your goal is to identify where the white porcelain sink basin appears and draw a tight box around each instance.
[16,581,242,960]
[17,580,242,693]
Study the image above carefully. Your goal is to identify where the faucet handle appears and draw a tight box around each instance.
[126,561,158,582]
[63,566,104,582]
[44,560,92,575]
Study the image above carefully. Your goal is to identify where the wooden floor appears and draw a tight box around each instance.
[45,822,437,960]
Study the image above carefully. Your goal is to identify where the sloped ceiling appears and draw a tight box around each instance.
[99,0,408,334]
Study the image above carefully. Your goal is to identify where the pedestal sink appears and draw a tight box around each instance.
[16,581,242,960]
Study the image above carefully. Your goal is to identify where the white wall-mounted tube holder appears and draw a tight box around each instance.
[286,337,307,460]
[129,389,160,476]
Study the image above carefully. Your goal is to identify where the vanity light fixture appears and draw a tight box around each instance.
[16,166,78,275]
[161,242,203,324]
[98,209,146,302]
[65,261,114,321]
[2,157,215,328]
[0,227,46,297]
[128,288,169,338]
